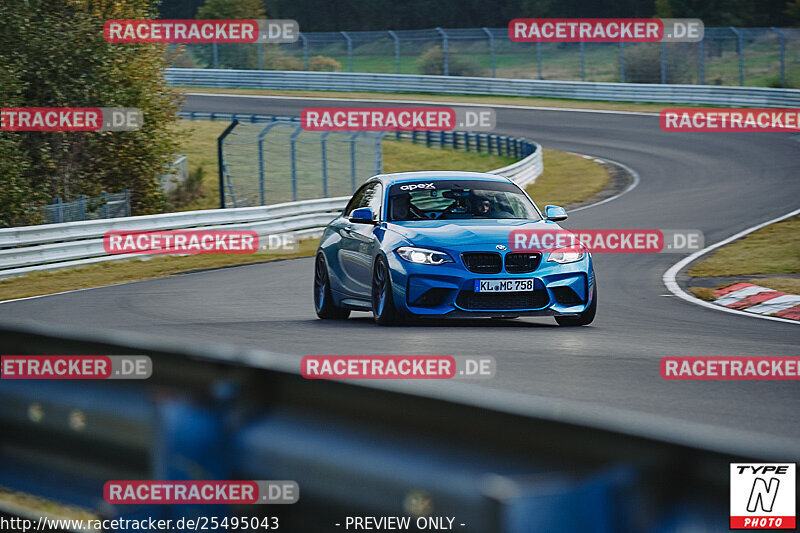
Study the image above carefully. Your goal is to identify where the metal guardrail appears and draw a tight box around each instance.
[0,197,348,279]
[167,68,800,107]
[183,27,800,88]
[0,139,542,279]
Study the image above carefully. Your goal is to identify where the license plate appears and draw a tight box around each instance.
[474,279,536,292]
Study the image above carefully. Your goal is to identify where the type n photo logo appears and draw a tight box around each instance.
[730,463,796,529]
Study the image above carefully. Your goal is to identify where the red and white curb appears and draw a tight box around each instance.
[663,206,800,325]
[712,283,800,321]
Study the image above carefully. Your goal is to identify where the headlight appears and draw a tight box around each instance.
[547,248,585,264]
[396,247,453,265]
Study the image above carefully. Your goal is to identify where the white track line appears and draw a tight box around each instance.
[663,207,800,325]
[568,156,641,213]
[185,92,660,117]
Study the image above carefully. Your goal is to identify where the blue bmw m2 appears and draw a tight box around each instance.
[313,171,596,326]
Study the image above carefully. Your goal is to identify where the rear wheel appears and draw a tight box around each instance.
[555,283,597,327]
[314,254,350,320]
[372,255,403,326]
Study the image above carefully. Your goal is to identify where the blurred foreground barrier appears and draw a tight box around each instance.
[0,320,796,531]
[166,68,800,107]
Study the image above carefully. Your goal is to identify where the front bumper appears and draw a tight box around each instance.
[386,249,595,318]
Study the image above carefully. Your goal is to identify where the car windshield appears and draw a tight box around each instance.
[387,179,541,221]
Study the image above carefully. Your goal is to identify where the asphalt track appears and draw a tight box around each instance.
[2,94,799,443]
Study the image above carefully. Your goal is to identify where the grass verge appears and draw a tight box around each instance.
[688,215,800,298]
[688,216,800,278]
[526,149,609,207]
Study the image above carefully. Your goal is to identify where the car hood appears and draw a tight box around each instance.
[386,219,557,248]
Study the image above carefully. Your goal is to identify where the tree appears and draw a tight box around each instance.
[654,0,674,18]
[787,0,800,24]
[0,0,182,226]
[196,0,266,19]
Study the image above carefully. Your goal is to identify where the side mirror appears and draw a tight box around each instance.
[349,207,377,224]
[545,205,568,222]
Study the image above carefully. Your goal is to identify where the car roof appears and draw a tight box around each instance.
[366,171,514,186]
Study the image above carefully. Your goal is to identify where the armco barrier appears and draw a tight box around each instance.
[167,68,800,107]
[0,139,541,279]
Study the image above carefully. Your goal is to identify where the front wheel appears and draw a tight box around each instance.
[555,283,597,327]
[372,255,403,326]
[314,254,350,320]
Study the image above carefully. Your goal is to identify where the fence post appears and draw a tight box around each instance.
[374,133,386,175]
[78,195,86,221]
[212,43,219,68]
[436,27,449,76]
[321,132,330,197]
[257,130,267,206]
[771,27,786,88]
[580,42,586,81]
[101,191,109,218]
[258,42,263,70]
[54,198,62,224]
[299,32,309,71]
[482,27,495,78]
[123,189,130,217]
[619,42,625,82]
[217,119,239,208]
[537,42,542,79]
[729,27,744,86]
[660,42,667,84]
[425,130,431,147]
[699,38,705,84]
[349,132,362,193]
[388,31,400,74]
[341,31,353,72]
[290,127,302,201]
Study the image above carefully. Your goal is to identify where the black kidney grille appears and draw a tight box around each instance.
[504,252,542,273]
[461,252,502,274]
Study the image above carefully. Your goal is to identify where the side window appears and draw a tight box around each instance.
[344,185,368,216]
[345,182,381,219]
[363,183,383,220]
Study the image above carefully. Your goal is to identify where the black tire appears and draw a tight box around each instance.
[314,254,350,320]
[555,283,597,327]
[372,255,403,326]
